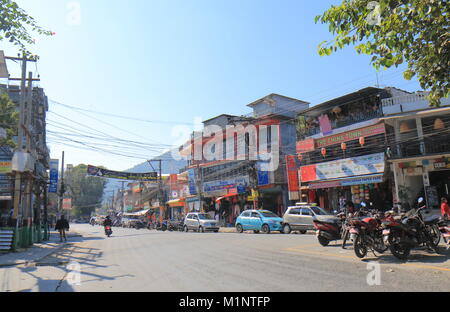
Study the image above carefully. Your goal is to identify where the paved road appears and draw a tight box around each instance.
[0,224,449,292]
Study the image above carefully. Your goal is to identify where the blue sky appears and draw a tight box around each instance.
[2,0,421,171]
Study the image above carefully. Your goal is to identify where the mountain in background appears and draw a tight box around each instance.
[103,149,187,198]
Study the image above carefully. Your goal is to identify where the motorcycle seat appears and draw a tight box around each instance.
[424,215,440,225]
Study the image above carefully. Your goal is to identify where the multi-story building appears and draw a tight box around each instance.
[295,87,398,212]
[180,94,309,224]
[382,91,450,211]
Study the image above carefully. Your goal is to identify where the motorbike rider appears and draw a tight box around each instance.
[103,216,112,234]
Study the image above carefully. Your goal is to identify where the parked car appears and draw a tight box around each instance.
[183,213,219,232]
[282,204,332,234]
[235,210,283,234]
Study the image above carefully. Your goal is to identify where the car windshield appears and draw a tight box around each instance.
[197,214,214,220]
[310,206,328,215]
[259,211,279,218]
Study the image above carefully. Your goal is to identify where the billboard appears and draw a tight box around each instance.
[48,159,59,193]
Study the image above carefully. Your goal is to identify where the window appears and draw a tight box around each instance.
[288,208,300,215]
[241,211,251,217]
[251,212,260,218]
[301,208,312,216]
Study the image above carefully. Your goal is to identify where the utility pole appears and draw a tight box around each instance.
[58,151,65,217]
[120,181,125,213]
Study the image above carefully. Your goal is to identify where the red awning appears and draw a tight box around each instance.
[215,194,236,203]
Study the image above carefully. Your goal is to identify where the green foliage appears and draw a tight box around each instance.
[66,164,106,217]
[0,92,18,148]
[316,0,449,107]
[0,0,53,56]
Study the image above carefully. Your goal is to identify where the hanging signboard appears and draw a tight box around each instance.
[63,198,72,210]
[48,159,59,193]
[300,153,385,182]
[87,165,158,181]
[187,169,197,195]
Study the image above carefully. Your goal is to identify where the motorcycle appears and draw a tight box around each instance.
[349,212,387,258]
[382,200,440,260]
[438,218,450,250]
[313,213,345,246]
[105,225,112,237]
[156,220,168,231]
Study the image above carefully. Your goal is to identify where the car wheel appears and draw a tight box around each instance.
[184,225,189,232]
[236,224,243,233]
[283,224,291,234]
[262,224,270,234]
[199,226,204,233]
[300,230,307,234]
[253,230,260,234]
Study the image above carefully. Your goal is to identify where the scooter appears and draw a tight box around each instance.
[105,225,112,237]
[313,213,345,246]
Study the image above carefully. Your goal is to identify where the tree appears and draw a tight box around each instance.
[0,0,53,55]
[0,92,18,148]
[65,164,106,217]
[316,0,449,107]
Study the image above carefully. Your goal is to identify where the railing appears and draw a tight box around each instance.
[381,93,429,107]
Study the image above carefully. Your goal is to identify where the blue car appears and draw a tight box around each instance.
[235,210,284,234]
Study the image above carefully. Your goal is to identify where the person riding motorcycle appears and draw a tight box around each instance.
[103,216,113,234]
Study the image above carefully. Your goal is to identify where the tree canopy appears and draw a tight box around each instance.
[0,0,53,55]
[66,164,106,217]
[0,92,18,148]
[316,0,449,107]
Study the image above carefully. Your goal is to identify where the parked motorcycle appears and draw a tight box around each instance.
[156,221,168,231]
[349,212,387,258]
[382,201,440,260]
[438,218,450,249]
[313,213,345,246]
[105,225,112,237]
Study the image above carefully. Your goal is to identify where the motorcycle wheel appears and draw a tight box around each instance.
[390,243,410,260]
[426,224,441,247]
[318,235,329,247]
[353,235,368,258]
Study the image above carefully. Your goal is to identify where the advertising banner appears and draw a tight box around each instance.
[203,176,249,194]
[285,155,299,192]
[0,160,12,174]
[300,153,385,182]
[296,138,315,154]
[187,169,197,195]
[87,165,158,181]
[63,198,72,210]
[48,159,59,193]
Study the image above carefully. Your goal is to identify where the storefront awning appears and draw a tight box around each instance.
[215,193,237,203]
[167,198,185,207]
[307,174,384,190]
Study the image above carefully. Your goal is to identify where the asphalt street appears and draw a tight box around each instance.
[0,224,449,292]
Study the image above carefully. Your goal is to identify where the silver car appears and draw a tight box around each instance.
[183,213,219,233]
[282,204,330,234]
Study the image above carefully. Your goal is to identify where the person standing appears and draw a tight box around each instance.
[441,197,450,219]
[55,215,70,242]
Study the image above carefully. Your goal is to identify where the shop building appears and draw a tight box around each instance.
[382,91,450,211]
[295,87,400,212]
[179,94,310,222]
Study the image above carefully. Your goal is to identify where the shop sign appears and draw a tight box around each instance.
[315,123,385,148]
[340,175,384,186]
[0,160,12,174]
[296,138,315,153]
[63,198,72,210]
[203,176,249,194]
[87,165,158,181]
[187,169,197,195]
[285,155,299,192]
[433,158,450,169]
[309,180,341,190]
[300,153,385,182]
[48,159,59,193]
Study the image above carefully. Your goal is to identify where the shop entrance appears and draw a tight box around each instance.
[429,169,450,200]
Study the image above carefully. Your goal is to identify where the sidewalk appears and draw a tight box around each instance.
[0,231,81,267]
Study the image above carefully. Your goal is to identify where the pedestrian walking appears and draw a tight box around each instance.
[55,215,70,242]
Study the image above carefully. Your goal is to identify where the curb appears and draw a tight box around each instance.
[0,232,81,268]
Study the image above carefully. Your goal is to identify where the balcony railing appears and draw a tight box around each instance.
[390,134,450,159]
